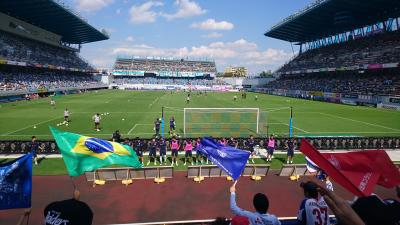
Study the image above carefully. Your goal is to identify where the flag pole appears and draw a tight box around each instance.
[161,106,164,138]
[69,176,76,191]
[289,107,293,138]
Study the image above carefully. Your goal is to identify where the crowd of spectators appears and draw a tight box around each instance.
[278,30,400,73]
[265,72,400,96]
[114,58,217,73]
[113,77,228,86]
[0,70,103,92]
[0,31,93,70]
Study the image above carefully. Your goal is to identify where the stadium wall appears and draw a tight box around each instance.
[253,88,400,110]
[1,137,399,154]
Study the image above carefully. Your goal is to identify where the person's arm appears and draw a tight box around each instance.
[230,183,256,219]
[316,182,365,225]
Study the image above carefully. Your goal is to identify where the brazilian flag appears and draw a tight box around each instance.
[50,127,142,176]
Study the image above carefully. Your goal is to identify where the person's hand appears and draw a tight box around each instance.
[230,181,237,193]
[73,189,80,200]
[315,182,365,225]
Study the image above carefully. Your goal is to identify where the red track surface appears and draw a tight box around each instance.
[0,171,397,225]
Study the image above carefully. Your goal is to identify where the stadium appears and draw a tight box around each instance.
[0,0,400,225]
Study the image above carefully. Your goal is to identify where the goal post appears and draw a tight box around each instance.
[183,108,260,138]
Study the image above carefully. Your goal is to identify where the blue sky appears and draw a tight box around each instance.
[66,0,315,74]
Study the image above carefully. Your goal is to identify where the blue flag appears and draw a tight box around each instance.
[289,117,293,138]
[198,137,250,180]
[0,154,32,210]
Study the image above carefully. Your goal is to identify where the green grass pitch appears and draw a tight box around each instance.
[1,89,400,140]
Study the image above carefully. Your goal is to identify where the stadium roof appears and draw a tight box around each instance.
[0,0,109,44]
[265,0,400,43]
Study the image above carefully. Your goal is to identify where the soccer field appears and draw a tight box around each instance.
[1,89,400,140]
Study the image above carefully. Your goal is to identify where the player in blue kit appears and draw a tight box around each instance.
[158,138,167,165]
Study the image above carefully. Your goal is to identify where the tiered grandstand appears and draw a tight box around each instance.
[112,57,230,90]
[0,1,108,100]
[261,0,400,110]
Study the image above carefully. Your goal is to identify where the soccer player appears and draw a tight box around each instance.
[50,99,56,109]
[92,113,101,131]
[219,138,227,146]
[112,130,122,143]
[186,95,190,104]
[170,137,180,166]
[255,95,258,101]
[147,138,157,166]
[30,136,43,165]
[169,116,176,135]
[159,138,167,165]
[266,135,275,162]
[154,118,161,137]
[228,137,238,148]
[195,138,202,164]
[285,138,295,164]
[297,181,330,225]
[134,137,144,165]
[64,108,70,122]
[247,135,256,163]
[230,182,281,225]
[233,95,237,101]
[183,139,194,166]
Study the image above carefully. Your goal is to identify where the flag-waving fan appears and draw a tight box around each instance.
[197,137,250,180]
[50,127,142,176]
[300,139,400,197]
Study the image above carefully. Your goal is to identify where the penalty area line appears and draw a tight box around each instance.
[127,124,138,135]
[2,117,63,135]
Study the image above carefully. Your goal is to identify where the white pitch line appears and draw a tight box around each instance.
[318,112,400,132]
[148,96,160,108]
[127,124,138,135]
[3,117,62,135]
[283,123,310,133]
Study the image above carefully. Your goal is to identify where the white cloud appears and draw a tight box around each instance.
[84,38,291,73]
[161,0,206,20]
[226,39,257,51]
[110,38,290,72]
[243,49,292,65]
[101,27,116,36]
[74,0,114,12]
[116,8,121,14]
[191,19,234,30]
[201,32,223,38]
[129,1,164,24]
[209,42,225,48]
[126,36,134,42]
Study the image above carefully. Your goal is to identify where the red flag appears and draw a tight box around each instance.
[300,139,400,196]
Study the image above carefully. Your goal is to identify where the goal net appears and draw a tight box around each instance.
[183,108,260,138]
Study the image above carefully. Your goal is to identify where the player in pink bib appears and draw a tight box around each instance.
[267,135,275,162]
[170,138,180,166]
[184,140,194,166]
